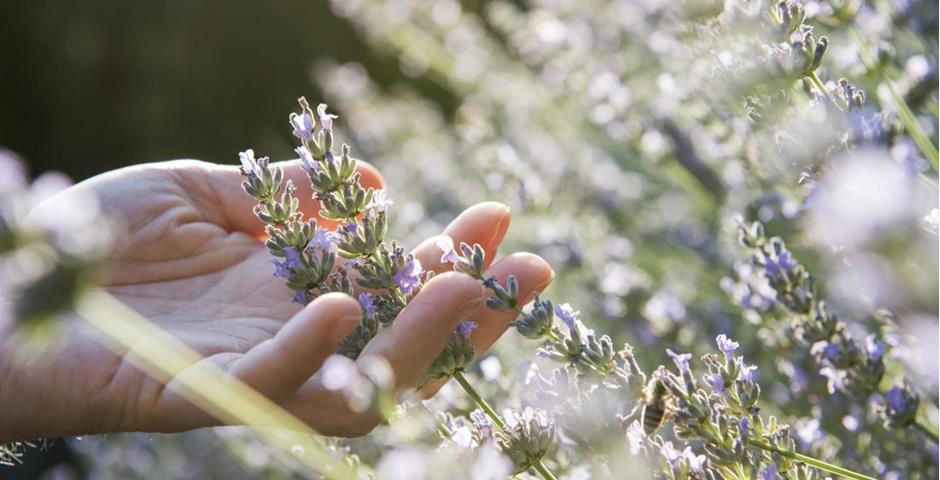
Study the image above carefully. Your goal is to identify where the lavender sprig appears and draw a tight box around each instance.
[240,98,434,360]
[736,218,936,442]
[240,99,559,479]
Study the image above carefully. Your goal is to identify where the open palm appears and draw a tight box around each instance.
[2,159,553,441]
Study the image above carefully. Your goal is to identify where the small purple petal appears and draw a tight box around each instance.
[716,334,739,360]
[554,303,580,331]
[436,235,462,264]
[666,349,692,373]
[393,258,423,295]
[358,292,376,318]
[283,247,303,269]
[271,259,290,278]
[296,146,318,173]
[457,321,477,339]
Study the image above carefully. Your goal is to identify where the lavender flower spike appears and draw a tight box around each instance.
[393,258,423,295]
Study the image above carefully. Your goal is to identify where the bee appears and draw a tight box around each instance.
[640,377,671,435]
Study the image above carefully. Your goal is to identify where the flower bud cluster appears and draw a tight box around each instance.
[464,407,556,475]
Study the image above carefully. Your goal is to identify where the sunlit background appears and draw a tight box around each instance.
[2,0,938,478]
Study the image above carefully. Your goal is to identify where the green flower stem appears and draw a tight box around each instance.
[808,71,843,112]
[914,418,939,444]
[531,460,559,480]
[452,371,558,480]
[747,439,875,480]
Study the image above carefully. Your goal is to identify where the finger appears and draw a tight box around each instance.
[150,293,361,431]
[226,293,362,401]
[206,159,384,236]
[419,252,554,397]
[412,202,511,276]
[358,272,484,390]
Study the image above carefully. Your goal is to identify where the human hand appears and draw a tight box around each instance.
[0,159,553,440]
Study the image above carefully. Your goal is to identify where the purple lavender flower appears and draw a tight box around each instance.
[764,250,797,276]
[358,292,376,318]
[290,111,315,141]
[457,321,477,339]
[737,362,758,384]
[716,334,739,361]
[317,103,336,133]
[238,149,262,177]
[885,387,908,412]
[271,259,291,278]
[393,258,423,295]
[759,463,780,480]
[283,247,303,269]
[666,349,692,373]
[342,222,358,234]
[292,290,308,305]
[865,335,885,362]
[554,303,580,332]
[660,441,681,469]
[705,372,726,394]
[822,342,840,362]
[310,228,338,253]
[296,146,318,174]
[436,235,463,264]
[368,190,393,213]
[738,417,750,443]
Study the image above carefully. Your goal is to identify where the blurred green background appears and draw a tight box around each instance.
[0,0,459,180]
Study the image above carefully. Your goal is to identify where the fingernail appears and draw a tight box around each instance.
[487,204,512,249]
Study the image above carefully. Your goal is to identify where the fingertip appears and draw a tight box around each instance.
[507,252,555,286]
[425,271,486,305]
[307,292,363,342]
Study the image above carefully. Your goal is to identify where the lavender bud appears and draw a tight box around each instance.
[882,385,920,429]
[424,321,476,381]
[510,294,554,339]
[499,408,556,474]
